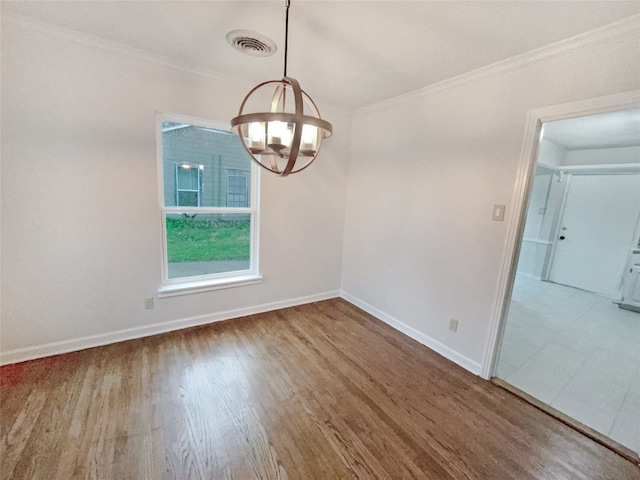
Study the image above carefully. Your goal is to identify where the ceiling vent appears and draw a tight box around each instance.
[226,30,277,57]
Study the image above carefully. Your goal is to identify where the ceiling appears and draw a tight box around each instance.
[3,1,640,111]
[543,109,640,150]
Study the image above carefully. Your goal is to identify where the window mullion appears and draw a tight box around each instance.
[162,207,254,215]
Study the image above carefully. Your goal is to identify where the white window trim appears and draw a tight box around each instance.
[156,112,261,297]
[157,274,263,298]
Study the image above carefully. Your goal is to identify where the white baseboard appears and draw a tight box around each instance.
[1,290,482,373]
[340,291,482,376]
[0,290,340,366]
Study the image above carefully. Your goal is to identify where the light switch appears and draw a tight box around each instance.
[492,204,505,221]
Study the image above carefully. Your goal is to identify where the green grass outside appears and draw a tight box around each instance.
[166,217,250,262]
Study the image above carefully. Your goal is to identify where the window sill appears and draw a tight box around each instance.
[157,274,263,298]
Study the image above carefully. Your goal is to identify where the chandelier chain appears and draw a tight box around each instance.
[284,0,290,77]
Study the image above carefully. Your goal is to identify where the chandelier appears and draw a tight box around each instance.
[230,0,332,177]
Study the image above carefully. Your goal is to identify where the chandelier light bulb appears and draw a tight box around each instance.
[268,121,292,150]
[248,122,266,152]
[301,124,318,154]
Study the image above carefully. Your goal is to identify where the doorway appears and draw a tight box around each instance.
[485,93,640,460]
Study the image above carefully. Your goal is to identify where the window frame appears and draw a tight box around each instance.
[156,112,261,297]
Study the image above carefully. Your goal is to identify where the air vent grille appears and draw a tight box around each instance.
[226,30,277,57]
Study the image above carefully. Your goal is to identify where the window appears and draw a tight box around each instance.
[157,114,260,296]
[175,163,203,206]
[226,169,249,207]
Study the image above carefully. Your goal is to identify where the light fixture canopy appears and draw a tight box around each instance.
[230,0,332,177]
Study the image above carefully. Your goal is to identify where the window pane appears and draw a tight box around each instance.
[165,213,251,279]
[177,191,198,207]
[162,122,252,207]
[227,170,249,207]
[177,166,199,190]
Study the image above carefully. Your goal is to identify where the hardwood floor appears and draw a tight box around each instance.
[1,298,638,479]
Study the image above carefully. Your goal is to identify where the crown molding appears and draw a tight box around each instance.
[2,13,253,88]
[355,14,640,116]
[4,12,636,117]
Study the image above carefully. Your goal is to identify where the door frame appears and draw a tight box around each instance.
[480,90,640,380]
[540,169,567,282]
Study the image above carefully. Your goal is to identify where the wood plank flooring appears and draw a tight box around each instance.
[1,298,638,479]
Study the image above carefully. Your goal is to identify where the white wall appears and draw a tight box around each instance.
[537,138,567,167]
[0,17,350,361]
[564,145,640,166]
[3,13,639,372]
[342,31,640,372]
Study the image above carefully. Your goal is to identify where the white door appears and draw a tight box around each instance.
[549,173,640,298]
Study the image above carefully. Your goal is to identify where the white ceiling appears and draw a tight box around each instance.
[543,109,640,150]
[3,1,640,111]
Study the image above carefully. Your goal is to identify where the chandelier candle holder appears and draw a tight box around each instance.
[230,0,332,176]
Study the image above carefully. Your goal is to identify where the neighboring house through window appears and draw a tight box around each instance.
[157,114,261,296]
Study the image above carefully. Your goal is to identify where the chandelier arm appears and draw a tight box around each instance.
[299,89,333,137]
[285,77,304,116]
[268,154,281,173]
[290,157,317,174]
[233,128,282,174]
[232,112,331,130]
[233,79,282,115]
[271,84,285,113]
[281,77,304,176]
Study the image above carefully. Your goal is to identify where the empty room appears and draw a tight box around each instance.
[1,1,639,479]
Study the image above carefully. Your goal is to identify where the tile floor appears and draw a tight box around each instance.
[496,275,640,454]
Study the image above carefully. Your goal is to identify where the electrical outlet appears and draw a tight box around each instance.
[144,297,154,310]
[449,318,458,332]
[538,207,546,215]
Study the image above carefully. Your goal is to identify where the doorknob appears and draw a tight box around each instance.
[559,236,566,240]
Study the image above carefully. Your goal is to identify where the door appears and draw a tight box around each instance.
[548,173,640,298]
